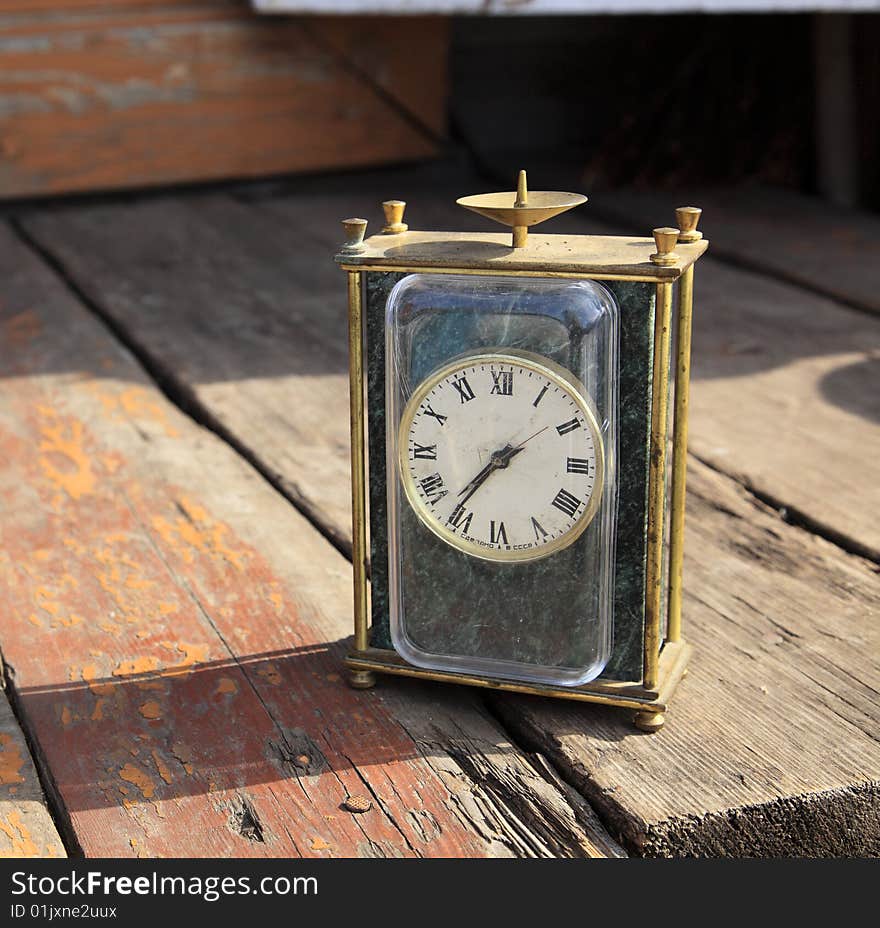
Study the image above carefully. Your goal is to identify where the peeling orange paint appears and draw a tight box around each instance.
[79,664,114,697]
[170,742,194,776]
[37,408,96,500]
[310,837,331,852]
[26,613,42,629]
[0,733,26,786]
[112,657,160,678]
[214,677,238,698]
[139,701,161,720]
[269,590,284,613]
[151,750,173,786]
[152,499,247,571]
[101,453,123,474]
[59,706,73,728]
[157,641,209,676]
[90,700,108,722]
[0,811,40,857]
[95,386,179,438]
[34,587,60,616]
[119,763,155,800]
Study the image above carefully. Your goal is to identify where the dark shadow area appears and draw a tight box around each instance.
[5,641,636,817]
[820,355,880,424]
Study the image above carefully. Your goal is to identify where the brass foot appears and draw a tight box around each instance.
[348,669,376,690]
[633,709,665,733]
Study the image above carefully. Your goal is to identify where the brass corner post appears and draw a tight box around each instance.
[644,279,674,690]
[347,271,369,654]
[666,264,694,643]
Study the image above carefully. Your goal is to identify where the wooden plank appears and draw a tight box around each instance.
[0,687,66,858]
[494,459,880,857]
[22,170,880,562]
[0,222,623,858]
[0,8,444,198]
[597,186,880,316]
[17,170,879,854]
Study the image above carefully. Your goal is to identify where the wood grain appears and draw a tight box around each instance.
[0,8,444,198]
[16,170,880,854]
[21,170,880,561]
[0,688,66,858]
[0,222,622,858]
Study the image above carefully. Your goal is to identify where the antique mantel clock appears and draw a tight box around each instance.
[335,172,706,731]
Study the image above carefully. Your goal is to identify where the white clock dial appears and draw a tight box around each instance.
[398,351,604,562]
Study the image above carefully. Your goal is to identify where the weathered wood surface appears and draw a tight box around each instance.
[0,223,623,858]
[496,461,880,857]
[597,185,880,316]
[0,687,66,858]
[13,170,880,855]
[0,8,445,198]
[21,169,880,561]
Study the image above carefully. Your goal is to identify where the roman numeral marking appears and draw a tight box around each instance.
[489,520,508,545]
[566,457,591,474]
[412,443,437,460]
[489,371,513,396]
[447,503,473,533]
[533,385,549,407]
[556,417,581,436]
[419,473,447,504]
[531,516,549,542]
[423,404,447,426]
[552,488,582,519]
[451,375,475,404]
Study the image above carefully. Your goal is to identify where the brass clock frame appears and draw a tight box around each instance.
[337,193,706,732]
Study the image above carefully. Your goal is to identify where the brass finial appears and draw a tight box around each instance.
[675,207,702,243]
[515,170,528,208]
[512,170,529,247]
[650,227,680,266]
[340,217,368,254]
[382,200,408,235]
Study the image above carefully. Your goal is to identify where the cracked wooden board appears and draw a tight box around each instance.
[0,7,445,198]
[0,687,66,858]
[0,224,622,858]
[13,170,880,853]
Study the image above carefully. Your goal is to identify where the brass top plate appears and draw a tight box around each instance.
[336,231,708,280]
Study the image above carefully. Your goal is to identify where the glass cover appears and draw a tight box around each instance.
[385,274,619,686]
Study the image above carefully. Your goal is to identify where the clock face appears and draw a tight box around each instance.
[398,351,604,562]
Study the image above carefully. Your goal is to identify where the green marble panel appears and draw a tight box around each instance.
[365,273,653,683]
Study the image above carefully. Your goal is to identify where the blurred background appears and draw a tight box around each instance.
[0,2,877,209]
